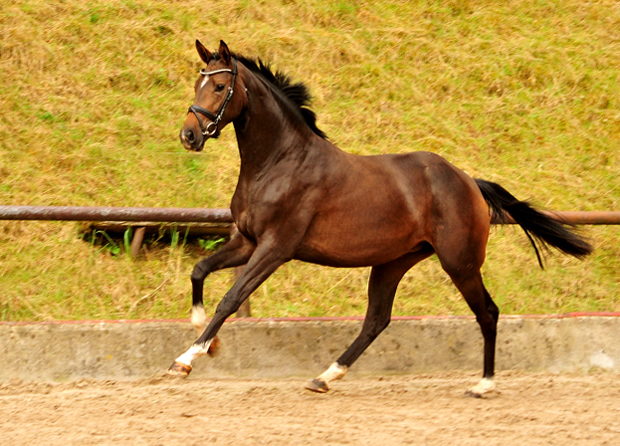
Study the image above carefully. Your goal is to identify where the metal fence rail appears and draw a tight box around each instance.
[1,206,619,225]
[1,205,618,318]
[0,206,233,223]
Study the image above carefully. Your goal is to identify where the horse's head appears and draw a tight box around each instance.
[180,40,245,151]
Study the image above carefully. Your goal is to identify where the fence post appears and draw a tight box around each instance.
[130,227,146,258]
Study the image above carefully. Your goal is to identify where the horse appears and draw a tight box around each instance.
[170,40,593,396]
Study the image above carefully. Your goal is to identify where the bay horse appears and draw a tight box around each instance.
[170,40,593,396]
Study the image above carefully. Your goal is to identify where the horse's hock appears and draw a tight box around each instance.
[1,315,618,382]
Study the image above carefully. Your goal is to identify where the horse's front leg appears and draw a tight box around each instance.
[189,229,255,336]
[168,243,289,377]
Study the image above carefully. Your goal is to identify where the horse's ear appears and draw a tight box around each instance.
[196,40,213,64]
[219,40,232,65]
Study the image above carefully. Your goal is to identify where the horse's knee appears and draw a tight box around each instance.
[191,260,211,282]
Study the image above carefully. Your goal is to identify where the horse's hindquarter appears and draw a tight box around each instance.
[294,152,438,267]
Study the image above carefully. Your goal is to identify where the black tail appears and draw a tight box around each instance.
[475,179,593,268]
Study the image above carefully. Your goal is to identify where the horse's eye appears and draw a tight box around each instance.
[215,84,226,92]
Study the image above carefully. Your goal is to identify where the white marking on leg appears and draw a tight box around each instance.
[191,304,207,336]
[175,339,213,367]
[317,362,348,385]
[468,377,496,396]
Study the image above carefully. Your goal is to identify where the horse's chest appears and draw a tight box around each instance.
[231,177,306,240]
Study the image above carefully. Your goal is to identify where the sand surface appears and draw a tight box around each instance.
[1,371,619,445]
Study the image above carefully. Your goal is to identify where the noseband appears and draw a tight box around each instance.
[188,58,238,137]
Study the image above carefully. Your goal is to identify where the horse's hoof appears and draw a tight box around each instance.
[305,378,329,393]
[167,361,192,378]
[464,389,484,398]
[465,378,496,398]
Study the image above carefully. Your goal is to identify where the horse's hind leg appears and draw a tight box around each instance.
[444,267,499,397]
[306,247,433,393]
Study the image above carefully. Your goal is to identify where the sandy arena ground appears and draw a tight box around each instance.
[1,371,619,445]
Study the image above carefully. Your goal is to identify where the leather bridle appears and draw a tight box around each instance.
[188,58,238,137]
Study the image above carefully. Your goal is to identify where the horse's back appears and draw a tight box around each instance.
[366,151,487,221]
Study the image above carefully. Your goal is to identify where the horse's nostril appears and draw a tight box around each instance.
[185,129,195,143]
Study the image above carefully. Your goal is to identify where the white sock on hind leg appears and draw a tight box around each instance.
[468,377,495,396]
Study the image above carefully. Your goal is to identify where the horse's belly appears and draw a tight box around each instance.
[294,215,423,268]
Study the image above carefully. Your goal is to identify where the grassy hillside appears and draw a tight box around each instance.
[0,0,618,321]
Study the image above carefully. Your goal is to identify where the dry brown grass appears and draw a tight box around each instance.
[0,0,618,321]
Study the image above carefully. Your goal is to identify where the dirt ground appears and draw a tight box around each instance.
[1,371,618,445]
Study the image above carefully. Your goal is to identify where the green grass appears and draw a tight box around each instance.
[0,0,618,321]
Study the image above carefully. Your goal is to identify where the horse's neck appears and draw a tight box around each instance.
[233,75,314,178]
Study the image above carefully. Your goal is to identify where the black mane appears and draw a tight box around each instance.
[217,53,327,139]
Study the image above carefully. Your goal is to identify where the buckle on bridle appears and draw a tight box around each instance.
[205,121,218,137]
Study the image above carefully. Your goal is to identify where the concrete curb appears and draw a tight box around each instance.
[1,315,619,381]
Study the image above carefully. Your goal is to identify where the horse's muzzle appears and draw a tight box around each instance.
[180,127,204,152]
